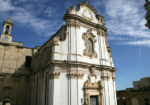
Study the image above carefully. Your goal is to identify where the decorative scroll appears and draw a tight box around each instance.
[67,72,84,79]
[66,20,80,28]
[52,37,60,46]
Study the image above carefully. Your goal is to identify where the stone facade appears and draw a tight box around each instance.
[117,77,150,105]
[133,77,150,90]
[0,2,117,105]
[0,19,37,105]
[117,91,150,105]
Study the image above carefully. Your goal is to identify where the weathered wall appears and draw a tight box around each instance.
[0,43,36,105]
[117,91,150,105]
[0,44,33,73]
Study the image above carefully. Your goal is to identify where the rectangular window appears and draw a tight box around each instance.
[25,56,32,67]
[90,96,98,105]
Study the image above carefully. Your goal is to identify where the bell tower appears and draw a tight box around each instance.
[0,18,13,43]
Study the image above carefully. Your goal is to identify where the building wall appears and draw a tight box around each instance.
[133,77,150,90]
[0,44,33,73]
[117,91,150,105]
[0,43,36,105]
[29,3,117,105]
[29,64,116,105]
[0,2,117,105]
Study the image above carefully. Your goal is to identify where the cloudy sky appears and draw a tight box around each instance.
[0,0,150,90]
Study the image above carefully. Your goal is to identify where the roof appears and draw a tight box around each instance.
[4,18,13,25]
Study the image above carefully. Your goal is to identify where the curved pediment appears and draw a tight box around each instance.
[78,2,97,22]
[64,2,105,26]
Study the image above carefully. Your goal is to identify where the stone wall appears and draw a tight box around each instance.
[117,91,150,105]
[0,43,36,105]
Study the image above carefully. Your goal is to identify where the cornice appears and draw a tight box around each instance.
[0,41,31,49]
[64,14,107,31]
[66,20,80,28]
[50,60,117,72]
[67,72,84,79]
[100,65,116,71]
[4,18,13,25]
[49,72,60,79]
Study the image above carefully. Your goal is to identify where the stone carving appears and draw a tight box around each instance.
[67,72,84,79]
[82,29,97,58]
[83,66,103,105]
[90,66,96,75]
[100,65,116,71]
[112,72,116,81]
[97,29,106,36]
[107,47,112,57]
[85,94,90,105]
[82,9,93,22]
[78,2,97,14]
[101,71,116,81]
[52,37,60,46]
[101,71,111,80]
[96,15,105,25]
[49,72,60,79]
[66,20,80,28]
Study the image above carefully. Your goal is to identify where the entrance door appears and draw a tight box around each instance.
[90,96,98,105]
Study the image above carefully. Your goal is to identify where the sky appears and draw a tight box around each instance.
[0,0,150,90]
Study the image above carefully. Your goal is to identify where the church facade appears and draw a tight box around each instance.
[0,2,117,105]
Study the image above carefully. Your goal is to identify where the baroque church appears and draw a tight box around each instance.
[0,2,117,105]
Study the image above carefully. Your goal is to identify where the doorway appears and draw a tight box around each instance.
[90,96,98,105]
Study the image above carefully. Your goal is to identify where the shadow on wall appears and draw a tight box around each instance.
[0,56,32,105]
[0,44,51,105]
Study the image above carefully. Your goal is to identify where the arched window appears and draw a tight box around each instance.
[87,38,94,54]
[5,26,9,34]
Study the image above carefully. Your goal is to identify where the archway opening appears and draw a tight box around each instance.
[5,26,9,34]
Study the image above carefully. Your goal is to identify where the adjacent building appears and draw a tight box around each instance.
[117,77,150,105]
[145,0,150,29]
[133,77,150,90]
[0,2,117,105]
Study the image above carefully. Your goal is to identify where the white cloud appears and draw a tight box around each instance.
[44,7,56,17]
[1,0,149,47]
[92,0,150,47]
[0,0,15,11]
[123,40,150,47]
[0,0,61,36]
